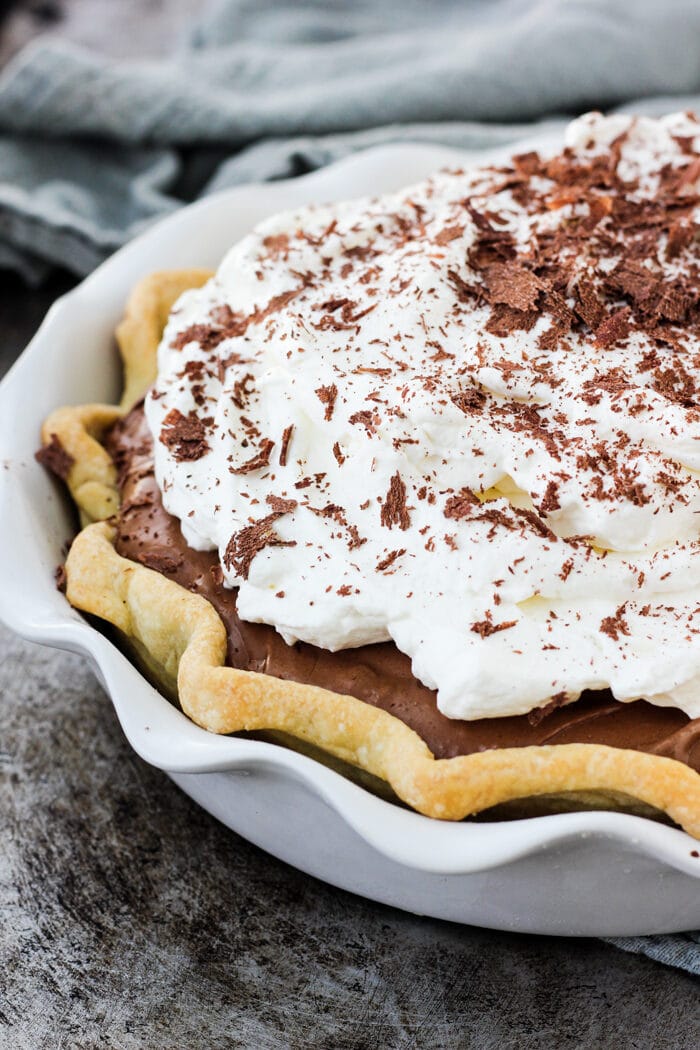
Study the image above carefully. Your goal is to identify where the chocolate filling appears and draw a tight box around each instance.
[103,404,700,770]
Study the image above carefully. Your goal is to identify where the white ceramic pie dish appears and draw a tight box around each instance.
[2,141,700,937]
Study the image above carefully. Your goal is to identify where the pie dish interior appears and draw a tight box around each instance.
[36,270,700,836]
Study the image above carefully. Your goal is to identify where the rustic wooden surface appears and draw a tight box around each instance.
[4,616,700,1049]
[1,3,700,1047]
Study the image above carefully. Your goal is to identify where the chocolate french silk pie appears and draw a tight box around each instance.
[38,113,700,834]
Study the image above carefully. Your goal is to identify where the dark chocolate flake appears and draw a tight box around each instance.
[485,261,542,312]
[380,472,411,531]
[470,618,518,638]
[600,603,631,641]
[433,224,464,246]
[666,220,695,259]
[349,410,379,435]
[376,548,406,572]
[595,308,632,349]
[539,480,561,514]
[279,425,294,466]
[232,373,255,409]
[512,151,542,176]
[266,495,298,514]
[574,277,606,331]
[230,438,275,475]
[224,513,296,580]
[451,388,486,414]
[485,303,539,337]
[444,489,480,520]
[159,409,210,462]
[315,383,338,421]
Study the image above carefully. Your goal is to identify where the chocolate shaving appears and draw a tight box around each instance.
[485,303,539,336]
[470,618,518,638]
[266,495,298,514]
[600,604,631,641]
[347,524,366,550]
[224,513,296,580]
[444,490,480,520]
[172,322,237,353]
[465,203,516,269]
[451,388,486,414]
[512,507,558,541]
[279,425,294,466]
[485,262,542,312]
[349,410,378,435]
[666,220,695,259]
[173,286,305,354]
[446,268,480,304]
[559,558,574,581]
[263,233,289,258]
[230,438,275,474]
[652,364,696,406]
[232,373,255,409]
[595,308,632,349]
[434,224,464,246]
[492,402,563,461]
[256,287,305,324]
[159,409,210,462]
[380,472,411,531]
[376,548,406,572]
[656,288,693,323]
[539,480,561,514]
[574,277,606,330]
[309,502,344,520]
[512,151,542,176]
[313,297,376,331]
[315,383,338,421]
[610,260,659,308]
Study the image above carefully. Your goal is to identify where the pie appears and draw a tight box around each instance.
[37,113,700,835]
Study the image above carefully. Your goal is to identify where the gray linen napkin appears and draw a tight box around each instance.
[1,0,700,972]
[3,0,700,280]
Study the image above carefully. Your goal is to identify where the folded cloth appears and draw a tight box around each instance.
[3,0,700,279]
[1,0,700,974]
[605,932,700,976]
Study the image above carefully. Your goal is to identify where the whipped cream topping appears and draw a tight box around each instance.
[146,112,700,721]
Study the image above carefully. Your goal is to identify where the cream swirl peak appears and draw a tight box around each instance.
[146,112,700,721]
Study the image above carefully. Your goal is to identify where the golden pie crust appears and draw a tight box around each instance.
[40,271,700,835]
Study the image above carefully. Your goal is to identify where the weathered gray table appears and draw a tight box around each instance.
[1,4,699,1047]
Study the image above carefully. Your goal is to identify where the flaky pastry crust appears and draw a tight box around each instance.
[41,271,700,835]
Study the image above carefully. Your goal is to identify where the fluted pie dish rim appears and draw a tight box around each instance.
[3,142,700,916]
